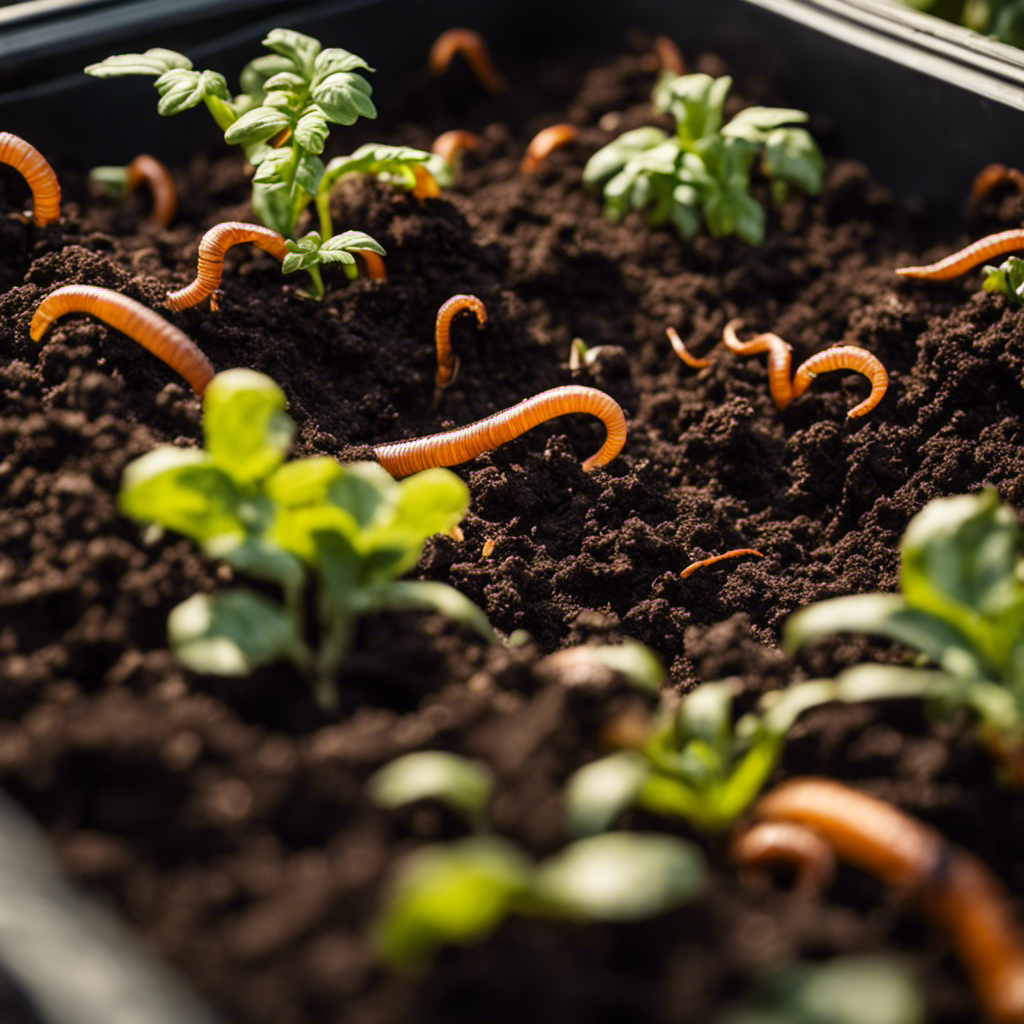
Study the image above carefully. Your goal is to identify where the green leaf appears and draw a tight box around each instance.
[710,731,784,824]
[118,447,243,543]
[85,49,192,78]
[89,165,129,198]
[251,182,295,234]
[272,503,360,564]
[983,255,1024,305]
[670,183,702,237]
[326,230,385,256]
[261,28,321,71]
[375,837,531,967]
[565,752,652,836]
[262,71,306,93]
[311,71,377,125]
[224,106,293,146]
[654,73,732,142]
[281,230,383,274]
[703,182,765,244]
[363,580,497,644]
[206,534,305,591]
[266,457,346,507]
[369,751,493,820]
[532,833,705,920]
[294,107,329,153]
[314,48,374,76]
[154,68,230,115]
[202,370,294,484]
[723,105,808,139]
[762,127,825,196]
[238,55,294,102]
[327,461,393,527]
[583,127,670,186]
[168,589,304,676]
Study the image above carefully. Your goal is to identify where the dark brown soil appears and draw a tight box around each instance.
[2,41,1024,1024]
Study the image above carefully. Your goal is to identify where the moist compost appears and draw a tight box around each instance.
[2,40,1024,1024]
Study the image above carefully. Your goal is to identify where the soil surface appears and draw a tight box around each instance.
[2,38,1024,1024]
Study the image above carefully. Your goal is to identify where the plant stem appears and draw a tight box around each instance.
[313,604,354,708]
[305,264,325,298]
[204,95,238,132]
[316,189,334,242]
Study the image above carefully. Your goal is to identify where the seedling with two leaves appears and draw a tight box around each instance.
[583,72,824,245]
[983,255,1024,305]
[367,747,706,968]
[118,369,495,707]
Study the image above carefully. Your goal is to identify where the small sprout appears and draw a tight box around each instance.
[784,488,1024,781]
[428,28,505,94]
[680,548,764,578]
[983,254,1024,305]
[791,344,889,418]
[667,325,712,369]
[895,228,1024,281]
[280,229,385,298]
[431,130,482,171]
[521,123,578,173]
[373,384,627,476]
[91,154,177,227]
[742,778,1024,1024]
[568,337,589,371]
[433,294,487,408]
[969,162,1024,211]
[118,369,496,705]
[0,131,61,226]
[653,35,686,76]
[584,73,823,245]
[368,751,492,828]
[30,285,215,395]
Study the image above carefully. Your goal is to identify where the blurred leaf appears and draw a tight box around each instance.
[369,752,493,820]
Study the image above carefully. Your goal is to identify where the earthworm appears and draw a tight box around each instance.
[165,222,289,311]
[680,548,763,578]
[354,250,387,281]
[0,132,61,226]
[431,130,482,167]
[745,778,1024,1024]
[730,819,835,893]
[521,124,578,173]
[30,285,215,396]
[374,384,627,477]
[969,163,1024,209]
[895,228,1024,281]
[667,326,712,369]
[433,294,487,408]
[428,28,505,94]
[125,154,176,227]
[411,165,440,200]
[791,345,888,418]
[722,318,794,410]
[653,35,686,75]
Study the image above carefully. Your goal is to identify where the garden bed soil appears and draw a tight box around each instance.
[2,37,1024,1024]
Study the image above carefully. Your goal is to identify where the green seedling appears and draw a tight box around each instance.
[281,229,385,293]
[368,750,705,969]
[583,72,824,245]
[118,369,495,707]
[85,29,408,244]
[785,488,1024,780]
[983,255,1024,305]
[721,956,923,1024]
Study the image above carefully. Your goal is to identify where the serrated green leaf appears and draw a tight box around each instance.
[168,589,302,675]
[262,28,320,71]
[293,153,325,195]
[565,752,652,836]
[224,106,293,146]
[314,48,374,76]
[312,72,377,125]
[85,49,192,78]
[324,230,385,256]
[252,148,292,188]
[154,68,230,115]
[369,751,493,820]
[294,108,329,153]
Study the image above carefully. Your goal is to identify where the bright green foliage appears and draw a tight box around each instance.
[899,0,1024,47]
[785,488,1024,768]
[85,29,384,247]
[583,72,823,245]
[282,230,385,296]
[983,255,1024,305]
[721,956,924,1024]
[371,748,705,969]
[118,369,495,706]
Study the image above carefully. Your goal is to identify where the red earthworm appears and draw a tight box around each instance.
[165,222,289,311]
[428,28,505,94]
[30,285,215,396]
[374,384,627,477]
[667,326,712,369]
[747,778,1024,1024]
[895,228,1024,280]
[431,130,482,168]
[521,124,578,173]
[0,132,61,226]
[125,154,176,228]
[411,165,440,200]
[730,819,835,893]
[722,318,794,410]
[969,163,1024,209]
[433,294,487,408]
[680,548,763,578]
[354,250,387,281]
[653,35,686,75]
[791,344,888,418]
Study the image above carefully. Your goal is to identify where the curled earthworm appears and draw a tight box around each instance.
[667,326,712,369]
[722,318,794,410]
[521,124,578,173]
[791,345,888,418]
[125,154,176,228]
[354,250,387,281]
[374,384,627,477]
[432,130,482,168]
[969,164,1024,210]
[411,165,440,200]
[680,548,763,578]
[30,285,215,396]
[433,294,487,409]
[895,228,1024,281]
[0,132,61,226]
[165,222,289,311]
[730,819,835,893]
[742,778,1024,1024]
[653,35,686,76]
[428,28,505,94]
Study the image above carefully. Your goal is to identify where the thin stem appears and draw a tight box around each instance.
[204,94,238,132]
[314,604,354,708]
[316,188,334,241]
[305,264,325,298]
